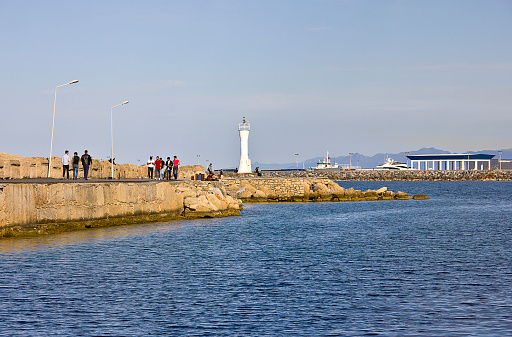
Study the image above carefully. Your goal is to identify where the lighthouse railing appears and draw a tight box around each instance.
[238,123,250,131]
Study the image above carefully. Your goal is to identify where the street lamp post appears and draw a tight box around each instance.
[295,153,299,170]
[197,155,200,165]
[110,101,129,179]
[499,151,502,170]
[48,79,79,177]
[349,153,353,170]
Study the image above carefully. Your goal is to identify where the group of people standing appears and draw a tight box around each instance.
[61,150,93,180]
[147,156,180,180]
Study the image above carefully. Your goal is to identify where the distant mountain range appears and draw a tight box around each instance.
[253,147,512,170]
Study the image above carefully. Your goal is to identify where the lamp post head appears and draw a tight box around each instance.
[112,101,129,109]
[68,80,79,84]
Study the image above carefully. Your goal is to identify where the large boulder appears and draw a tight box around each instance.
[175,186,197,199]
[364,189,378,197]
[395,191,412,200]
[381,190,395,200]
[309,182,332,200]
[363,189,378,200]
[345,188,362,199]
[253,190,267,199]
[184,195,218,212]
[225,195,241,210]
[376,187,387,194]
[206,193,229,211]
[237,186,253,199]
[177,165,206,180]
[240,180,257,193]
[328,182,346,198]
[258,186,277,199]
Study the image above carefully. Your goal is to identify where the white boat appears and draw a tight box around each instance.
[377,157,409,170]
[307,151,359,171]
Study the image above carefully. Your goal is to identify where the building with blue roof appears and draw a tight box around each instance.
[406,153,494,170]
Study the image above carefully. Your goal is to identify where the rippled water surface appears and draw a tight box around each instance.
[1,181,511,336]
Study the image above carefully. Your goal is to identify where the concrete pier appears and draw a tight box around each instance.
[0,177,420,238]
[0,180,241,238]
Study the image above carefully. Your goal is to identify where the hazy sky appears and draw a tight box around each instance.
[1,0,511,168]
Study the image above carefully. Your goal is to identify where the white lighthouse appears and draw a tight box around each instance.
[238,117,252,173]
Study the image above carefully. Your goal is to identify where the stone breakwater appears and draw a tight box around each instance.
[240,169,512,181]
[0,151,429,237]
[222,177,419,203]
[0,177,424,238]
[0,152,205,180]
[0,180,241,238]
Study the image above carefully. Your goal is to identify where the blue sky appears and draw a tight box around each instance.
[1,0,511,168]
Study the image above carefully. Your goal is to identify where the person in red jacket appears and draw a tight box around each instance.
[172,156,180,180]
[154,156,163,180]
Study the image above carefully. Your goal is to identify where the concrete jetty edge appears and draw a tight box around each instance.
[1,177,424,238]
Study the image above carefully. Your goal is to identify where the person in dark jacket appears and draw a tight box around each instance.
[165,157,173,180]
[81,150,92,180]
[72,152,80,179]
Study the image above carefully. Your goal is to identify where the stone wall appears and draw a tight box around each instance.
[0,175,420,237]
[223,177,306,201]
[222,177,416,203]
[238,169,512,181]
[323,170,512,181]
[0,152,205,180]
[0,180,241,237]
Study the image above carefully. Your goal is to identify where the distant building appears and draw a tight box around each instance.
[491,159,512,170]
[406,153,495,170]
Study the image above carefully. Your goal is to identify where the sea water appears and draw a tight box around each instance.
[0,181,511,336]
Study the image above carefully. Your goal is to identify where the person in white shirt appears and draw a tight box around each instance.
[62,150,71,179]
[147,156,155,179]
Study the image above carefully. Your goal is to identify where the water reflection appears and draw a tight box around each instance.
[0,181,511,336]
[0,220,206,255]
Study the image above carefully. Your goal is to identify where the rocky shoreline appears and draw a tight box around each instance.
[222,177,424,203]
[0,152,434,238]
[0,177,424,238]
[250,169,512,181]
